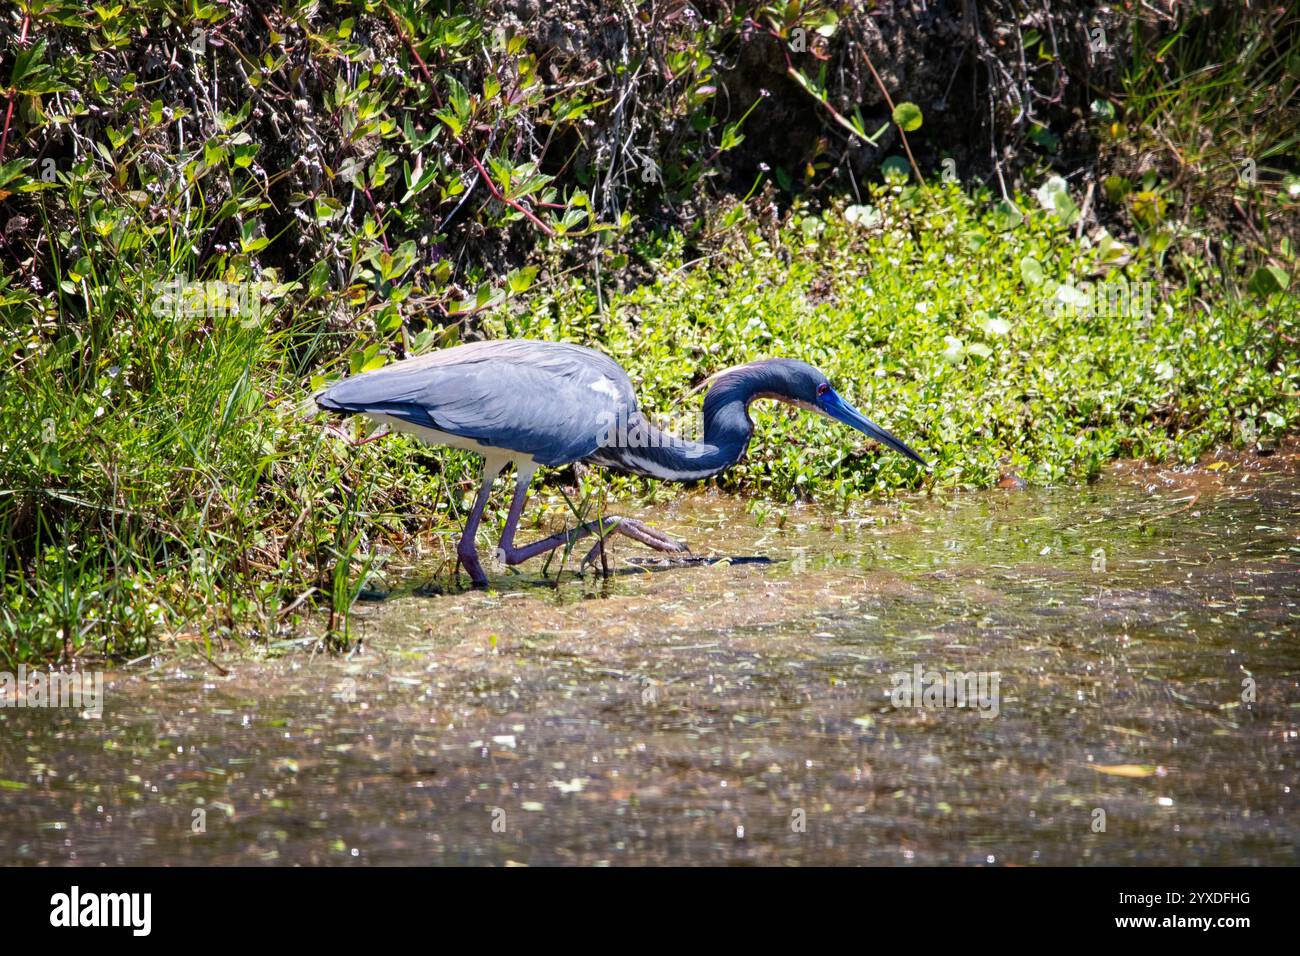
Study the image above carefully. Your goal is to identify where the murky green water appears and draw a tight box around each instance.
[3,448,1298,865]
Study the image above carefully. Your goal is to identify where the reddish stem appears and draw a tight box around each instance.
[0,13,32,162]
[385,4,554,237]
[362,185,390,253]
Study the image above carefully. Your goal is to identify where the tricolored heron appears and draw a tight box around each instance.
[316,339,926,586]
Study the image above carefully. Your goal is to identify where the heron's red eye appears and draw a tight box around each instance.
[816,383,830,397]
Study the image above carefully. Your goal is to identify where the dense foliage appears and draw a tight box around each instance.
[0,1,1294,663]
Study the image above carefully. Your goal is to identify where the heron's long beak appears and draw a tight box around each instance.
[820,389,928,468]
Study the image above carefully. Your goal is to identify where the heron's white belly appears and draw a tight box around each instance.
[365,412,538,471]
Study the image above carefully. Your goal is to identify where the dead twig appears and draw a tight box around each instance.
[858,46,930,194]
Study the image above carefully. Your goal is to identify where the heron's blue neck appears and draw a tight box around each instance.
[698,363,782,464]
[598,363,784,481]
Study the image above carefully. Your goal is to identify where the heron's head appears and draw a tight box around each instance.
[704,358,928,468]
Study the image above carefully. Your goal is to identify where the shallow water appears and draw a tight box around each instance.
[2,447,1298,866]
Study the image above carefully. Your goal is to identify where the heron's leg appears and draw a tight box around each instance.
[456,460,503,587]
[492,462,537,566]
[492,465,687,572]
[497,496,688,572]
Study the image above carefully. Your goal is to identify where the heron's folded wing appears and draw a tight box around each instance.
[320,356,632,467]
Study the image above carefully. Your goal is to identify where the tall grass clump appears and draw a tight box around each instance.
[1103,2,1299,288]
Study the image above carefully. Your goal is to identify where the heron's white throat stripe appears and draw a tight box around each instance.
[594,449,717,482]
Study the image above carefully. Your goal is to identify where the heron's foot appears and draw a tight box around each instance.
[456,541,489,589]
[579,517,689,575]
[614,518,689,553]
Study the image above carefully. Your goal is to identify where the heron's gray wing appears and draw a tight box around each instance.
[316,340,637,467]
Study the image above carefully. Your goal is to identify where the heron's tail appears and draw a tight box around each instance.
[313,388,354,416]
